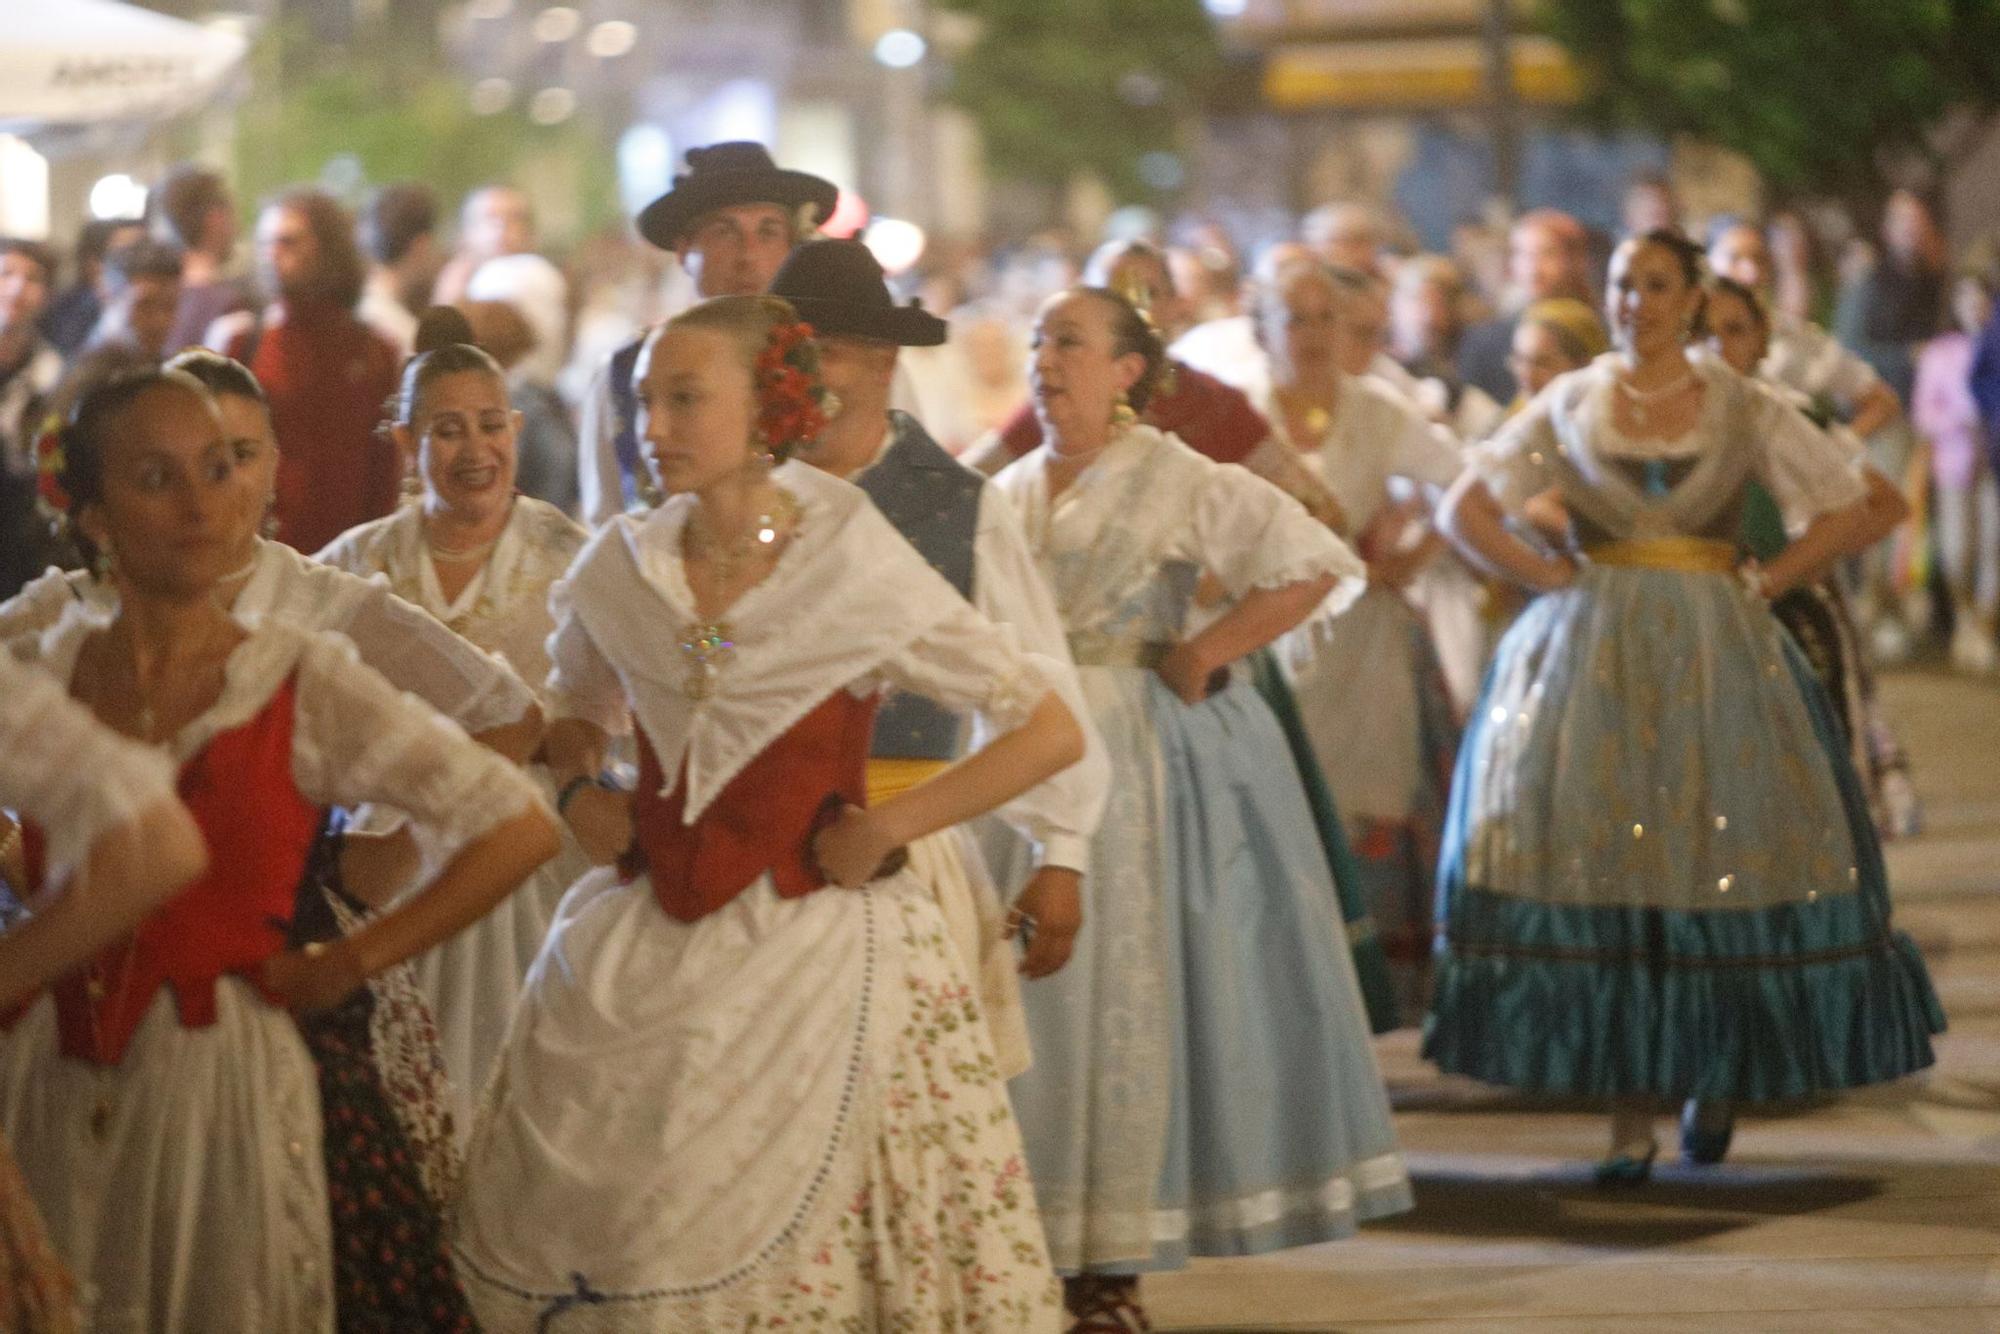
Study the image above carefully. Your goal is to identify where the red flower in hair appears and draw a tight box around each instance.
[34,424,70,515]
[754,319,828,451]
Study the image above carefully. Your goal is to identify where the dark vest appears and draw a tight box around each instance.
[607,335,647,510]
[856,411,984,760]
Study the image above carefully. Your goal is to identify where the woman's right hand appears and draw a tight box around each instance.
[566,783,634,866]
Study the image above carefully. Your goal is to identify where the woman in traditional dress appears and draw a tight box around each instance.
[993,286,1411,1332]
[1258,256,1467,1015]
[1423,230,1943,1183]
[1,660,208,1332]
[1702,276,1911,844]
[452,295,1084,1330]
[0,367,559,1332]
[319,316,592,1133]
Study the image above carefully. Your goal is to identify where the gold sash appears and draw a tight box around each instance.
[1586,537,1738,574]
[865,757,952,807]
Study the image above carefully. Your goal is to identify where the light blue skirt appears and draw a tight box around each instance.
[1011,667,1410,1276]
[1423,565,1943,1100]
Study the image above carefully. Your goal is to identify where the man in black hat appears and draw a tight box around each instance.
[578,142,838,524]
[771,237,1107,1061]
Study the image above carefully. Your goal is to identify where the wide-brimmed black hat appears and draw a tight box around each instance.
[636,141,839,250]
[768,238,948,347]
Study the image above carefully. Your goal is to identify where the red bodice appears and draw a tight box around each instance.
[620,690,880,921]
[7,677,323,1065]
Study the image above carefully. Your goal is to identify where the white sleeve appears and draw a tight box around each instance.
[542,573,631,737]
[577,356,628,529]
[0,569,93,644]
[330,581,538,735]
[1753,386,1869,532]
[1190,459,1366,602]
[969,490,1109,870]
[1390,400,1470,491]
[0,659,180,874]
[873,597,1059,741]
[1463,393,1563,513]
[290,634,545,870]
[1826,339,1886,410]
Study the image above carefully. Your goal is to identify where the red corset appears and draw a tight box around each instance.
[9,677,323,1065]
[620,690,879,921]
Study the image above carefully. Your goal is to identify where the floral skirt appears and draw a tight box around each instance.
[452,869,1062,1331]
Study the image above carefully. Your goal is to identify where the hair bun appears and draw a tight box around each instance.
[413,305,477,355]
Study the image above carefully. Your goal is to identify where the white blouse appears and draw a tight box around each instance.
[317,497,588,697]
[15,610,545,871]
[1469,356,1867,534]
[1262,372,1466,534]
[992,424,1367,645]
[548,461,1063,826]
[0,655,179,875]
[0,539,537,737]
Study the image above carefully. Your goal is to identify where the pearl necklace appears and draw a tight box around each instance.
[1615,369,1696,429]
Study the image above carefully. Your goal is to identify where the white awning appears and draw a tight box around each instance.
[0,0,248,135]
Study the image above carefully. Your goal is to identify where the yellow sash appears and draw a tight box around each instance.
[1586,537,1738,573]
[865,757,952,807]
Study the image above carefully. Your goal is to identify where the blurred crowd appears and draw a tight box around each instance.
[3,162,1997,670]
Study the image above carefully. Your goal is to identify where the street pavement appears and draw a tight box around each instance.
[1149,668,2000,1333]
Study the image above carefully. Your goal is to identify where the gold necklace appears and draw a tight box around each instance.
[684,489,801,584]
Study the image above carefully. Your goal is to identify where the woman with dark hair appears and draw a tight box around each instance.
[453,295,1085,1328]
[1424,230,1942,1182]
[993,285,1410,1330]
[0,366,558,1331]
[207,189,401,553]
[319,309,591,1136]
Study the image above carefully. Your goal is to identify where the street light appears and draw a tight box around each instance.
[528,86,577,124]
[873,29,926,69]
[531,6,580,43]
[587,19,637,58]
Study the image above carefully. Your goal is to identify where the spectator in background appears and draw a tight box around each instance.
[85,238,184,363]
[1837,189,1945,407]
[1301,201,1387,277]
[1620,170,1682,238]
[151,162,250,354]
[1768,209,1822,323]
[1456,208,1592,403]
[356,181,440,356]
[39,216,146,357]
[1391,254,1502,440]
[211,189,400,553]
[1916,272,1998,672]
[460,297,579,515]
[433,184,533,305]
[435,185,570,391]
[0,238,61,598]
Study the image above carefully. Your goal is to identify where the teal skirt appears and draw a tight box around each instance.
[1423,567,1943,1101]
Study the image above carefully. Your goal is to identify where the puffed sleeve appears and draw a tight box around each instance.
[1750,381,1868,532]
[542,572,632,737]
[0,568,97,644]
[1389,398,1470,489]
[1189,458,1366,604]
[330,579,539,736]
[289,634,546,871]
[1463,391,1563,513]
[968,489,1109,870]
[0,658,180,874]
[872,597,1061,740]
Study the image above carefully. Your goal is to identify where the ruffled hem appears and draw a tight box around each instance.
[1421,886,1944,1100]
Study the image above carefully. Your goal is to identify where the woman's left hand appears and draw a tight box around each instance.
[812,804,899,889]
[1156,643,1219,706]
[1008,866,1083,979]
[259,939,368,1014]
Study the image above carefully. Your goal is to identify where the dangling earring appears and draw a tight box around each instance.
[746,430,777,473]
[1111,392,1138,430]
[94,540,117,583]
[261,493,280,540]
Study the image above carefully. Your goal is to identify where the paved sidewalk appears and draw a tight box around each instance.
[1149,669,2000,1332]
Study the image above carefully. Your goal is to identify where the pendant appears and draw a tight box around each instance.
[678,623,735,701]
